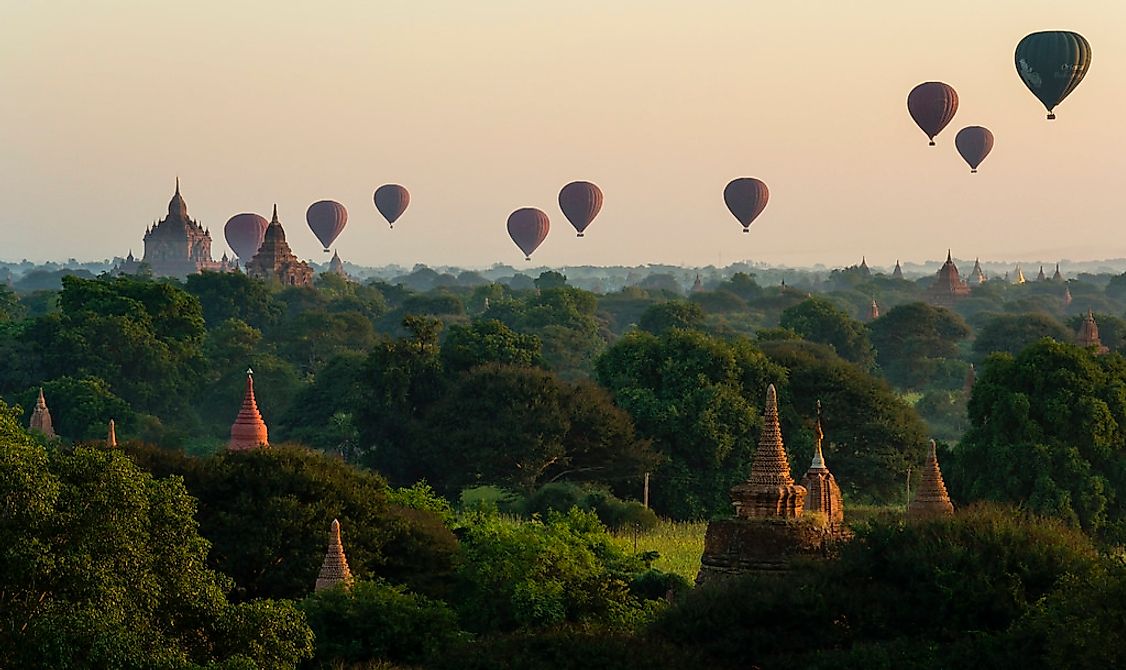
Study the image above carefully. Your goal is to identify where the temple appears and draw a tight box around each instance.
[691,273,704,293]
[1076,310,1109,354]
[892,260,904,280]
[245,205,314,287]
[867,298,880,321]
[1063,285,1073,307]
[315,519,354,592]
[1013,266,1026,284]
[906,440,954,520]
[926,251,971,306]
[969,258,986,284]
[800,402,844,524]
[28,388,56,438]
[118,180,233,278]
[858,257,870,277]
[107,419,117,448]
[1036,265,1047,282]
[730,385,807,519]
[229,369,269,450]
[1052,264,1063,282]
[328,250,348,278]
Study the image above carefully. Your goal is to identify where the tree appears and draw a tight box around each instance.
[184,270,283,330]
[972,312,1071,360]
[868,302,970,389]
[779,296,876,369]
[638,301,705,335]
[758,340,928,501]
[441,319,542,372]
[534,270,568,290]
[0,401,314,668]
[596,329,783,519]
[0,283,25,323]
[950,339,1126,541]
[19,376,134,441]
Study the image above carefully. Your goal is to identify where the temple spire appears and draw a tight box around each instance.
[315,519,354,592]
[729,384,807,518]
[810,401,826,471]
[29,387,56,438]
[228,368,269,450]
[107,419,117,448]
[907,440,954,520]
[271,203,279,225]
[801,400,843,523]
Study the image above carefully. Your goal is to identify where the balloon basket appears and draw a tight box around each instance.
[928,140,936,146]
[1047,113,1056,120]
[971,169,977,174]
[525,256,531,261]
[577,233,584,237]
[742,229,749,234]
[324,249,330,253]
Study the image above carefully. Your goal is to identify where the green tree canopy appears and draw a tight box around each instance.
[638,301,705,335]
[779,296,876,369]
[972,312,1072,360]
[868,302,970,389]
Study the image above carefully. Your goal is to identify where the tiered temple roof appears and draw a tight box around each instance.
[730,384,807,519]
[245,206,314,287]
[229,370,269,451]
[315,519,354,592]
[29,388,56,438]
[128,180,229,278]
[926,251,971,306]
[907,440,954,520]
[800,402,844,524]
[1076,310,1109,354]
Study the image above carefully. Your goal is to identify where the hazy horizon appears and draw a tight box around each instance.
[3,1,1124,268]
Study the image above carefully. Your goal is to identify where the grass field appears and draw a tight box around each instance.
[611,520,707,581]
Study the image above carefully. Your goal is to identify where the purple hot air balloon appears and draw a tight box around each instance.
[374,184,410,228]
[507,208,550,260]
[723,178,770,233]
[224,213,269,262]
[907,82,959,146]
[558,181,603,237]
[955,126,994,173]
[306,200,348,252]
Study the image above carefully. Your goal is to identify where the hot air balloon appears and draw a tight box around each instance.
[955,126,994,173]
[306,200,348,252]
[723,178,769,233]
[1015,31,1091,120]
[374,184,410,228]
[558,181,603,237]
[224,213,269,262]
[507,208,550,260]
[907,82,959,145]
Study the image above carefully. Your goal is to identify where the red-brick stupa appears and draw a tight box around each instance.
[229,369,268,451]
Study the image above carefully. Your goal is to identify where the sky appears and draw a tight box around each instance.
[2,0,1125,269]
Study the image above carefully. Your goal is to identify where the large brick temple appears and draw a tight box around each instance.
[117,180,234,278]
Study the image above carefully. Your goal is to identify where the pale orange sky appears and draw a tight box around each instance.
[1,1,1124,268]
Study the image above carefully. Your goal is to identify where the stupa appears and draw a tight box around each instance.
[245,205,314,287]
[892,260,904,280]
[699,385,846,582]
[1063,285,1073,307]
[229,369,269,451]
[926,251,971,306]
[107,419,117,448]
[1076,310,1109,354]
[1037,265,1047,282]
[328,250,347,277]
[800,402,844,524]
[1013,266,1026,284]
[28,388,56,438]
[691,273,704,293]
[867,298,880,321]
[906,440,954,520]
[970,258,986,284]
[1052,264,1063,282]
[315,519,354,592]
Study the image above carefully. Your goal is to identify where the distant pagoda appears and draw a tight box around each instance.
[107,419,117,448]
[120,179,233,278]
[28,388,56,438]
[1013,266,1026,284]
[892,260,904,280]
[691,273,704,293]
[246,205,314,287]
[800,401,843,524]
[1037,265,1047,282]
[328,250,348,277]
[730,384,807,519]
[867,298,880,321]
[907,440,954,520]
[1076,310,1109,354]
[926,251,971,306]
[1052,263,1063,282]
[229,369,269,451]
[970,258,986,284]
[1063,285,1073,307]
[858,256,870,277]
[315,519,354,592]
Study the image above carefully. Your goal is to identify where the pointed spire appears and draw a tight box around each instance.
[907,440,954,520]
[29,387,56,438]
[802,400,843,524]
[1063,284,1073,306]
[946,249,952,263]
[107,419,117,448]
[1077,310,1108,354]
[315,519,354,592]
[810,400,826,471]
[175,176,180,195]
[892,259,904,280]
[1037,265,1046,281]
[228,369,269,450]
[1053,263,1063,282]
[729,384,807,519]
[271,203,279,225]
[867,298,880,321]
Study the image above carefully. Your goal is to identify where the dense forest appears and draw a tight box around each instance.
[2,262,1126,668]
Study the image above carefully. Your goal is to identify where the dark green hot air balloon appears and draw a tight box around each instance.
[1015,31,1091,120]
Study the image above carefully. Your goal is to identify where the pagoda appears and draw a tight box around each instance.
[1076,310,1109,354]
[858,256,870,277]
[245,205,314,287]
[28,388,56,438]
[892,260,904,280]
[698,386,848,582]
[970,258,986,284]
[1013,266,1026,284]
[926,251,971,306]
[128,180,228,278]
[867,298,880,321]
[800,402,844,524]
[107,419,117,448]
[729,384,807,519]
[1037,265,1046,282]
[691,273,704,293]
[906,440,954,520]
[328,250,348,277]
[1063,285,1073,307]
[1052,264,1063,282]
[315,519,354,592]
[229,369,269,451]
